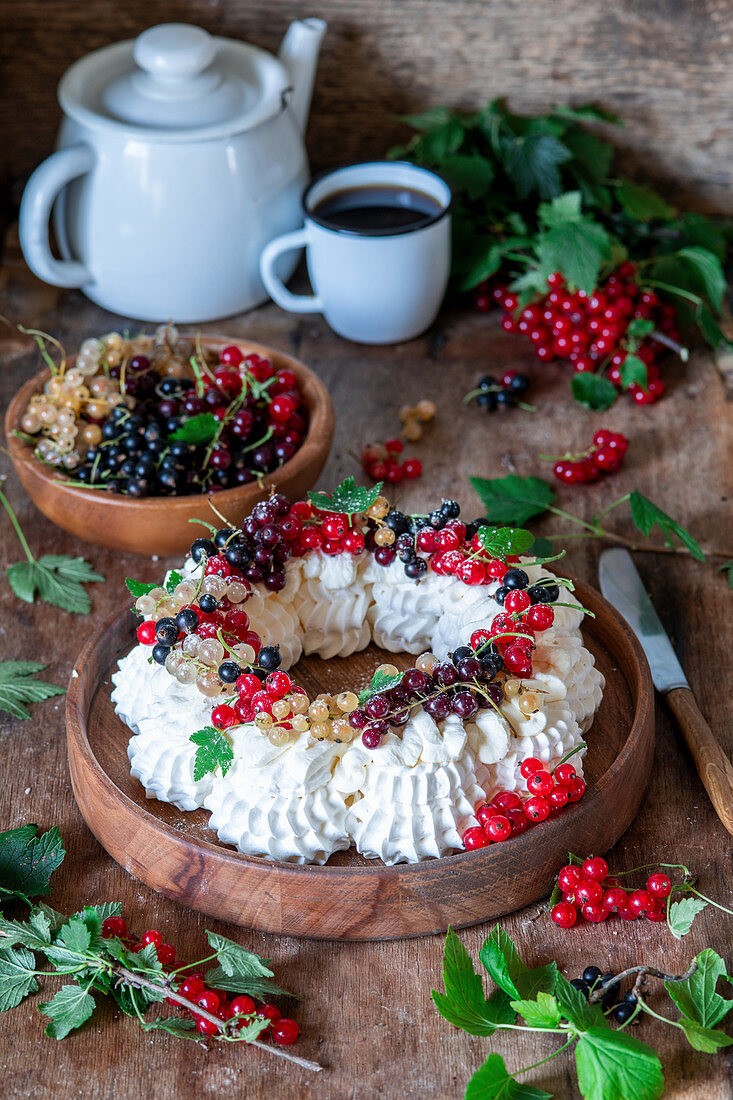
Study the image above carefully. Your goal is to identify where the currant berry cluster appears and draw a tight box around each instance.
[99,915,299,1044]
[485,265,680,404]
[569,965,639,1025]
[547,429,629,485]
[23,328,309,497]
[361,438,423,483]
[551,857,672,928]
[463,370,532,413]
[463,758,585,849]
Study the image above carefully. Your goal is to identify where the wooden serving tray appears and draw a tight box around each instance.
[66,579,654,941]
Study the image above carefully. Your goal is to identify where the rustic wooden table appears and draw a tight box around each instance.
[0,237,731,1098]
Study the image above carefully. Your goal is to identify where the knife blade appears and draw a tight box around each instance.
[598,548,689,693]
[599,546,733,835]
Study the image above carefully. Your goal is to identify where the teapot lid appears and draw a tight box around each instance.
[59,23,290,139]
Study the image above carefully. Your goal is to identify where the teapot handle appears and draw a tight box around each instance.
[260,228,323,314]
[19,144,96,288]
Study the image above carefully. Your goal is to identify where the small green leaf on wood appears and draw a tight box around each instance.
[39,983,96,1039]
[0,663,66,722]
[574,1027,664,1100]
[432,928,515,1037]
[0,824,65,902]
[206,932,274,981]
[475,526,535,560]
[470,475,556,527]
[0,945,38,1011]
[479,927,557,1001]
[8,555,104,614]
[667,896,708,939]
[629,492,705,562]
[678,1018,733,1053]
[570,373,618,411]
[190,727,234,781]
[308,477,384,516]
[465,1052,553,1100]
[168,412,218,445]
[666,949,733,1028]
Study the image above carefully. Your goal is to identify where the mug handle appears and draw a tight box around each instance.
[19,144,96,288]
[260,228,323,314]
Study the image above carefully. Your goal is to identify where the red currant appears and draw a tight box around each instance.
[551,902,577,928]
[463,826,490,850]
[179,977,205,998]
[141,929,162,948]
[507,808,529,834]
[195,1016,219,1035]
[458,560,486,585]
[211,704,237,730]
[157,943,176,966]
[520,757,543,779]
[628,889,654,916]
[402,458,423,479]
[526,770,554,796]
[265,671,291,698]
[645,902,667,922]
[549,786,569,809]
[485,815,512,842]
[101,916,127,939]
[504,589,531,613]
[582,902,610,923]
[581,856,609,883]
[558,865,583,892]
[577,880,604,905]
[257,1003,281,1027]
[602,887,628,912]
[617,906,639,922]
[646,872,672,898]
[566,777,586,802]
[197,990,220,1013]
[526,604,554,631]
[503,646,532,676]
[272,1018,299,1045]
[136,621,157,646]
[230,995,256,1017]
[475,804,495,828]
[489,790,523,812]
[524,795,550,821]
[554,763,576,786]
[220,344,244,367]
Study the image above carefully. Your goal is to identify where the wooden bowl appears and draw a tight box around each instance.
[66,578,655,941]
[4,337,334,556]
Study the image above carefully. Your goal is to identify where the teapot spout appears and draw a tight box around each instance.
[278,18,326,136]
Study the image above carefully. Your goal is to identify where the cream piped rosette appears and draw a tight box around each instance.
[363,556,454,654]
[289,552,373,658]
[203,725,351,864]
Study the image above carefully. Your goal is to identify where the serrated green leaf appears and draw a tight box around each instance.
[564,128,614,185]
[619,354,648,391]
[0,945,38,1011]
[440,154,494,201]
[432,929,515,1037]
[72,902,122,952]
[575,1027,664,1100]
[414,118,465,161]
[205,965,287,1001]
[206,932,274,981]
[39,983,96,1039]
[0,824,65,901]
[676,246,726,312]
[538,191,583,227]
[502,133,572,200]
[537,218,612,294]
[0,914,50,949]
[125,578,157,598]
[165,570,183,594]
[139,1015,199,1040]
[554,973,606,1030]
[475,526,534,560]
[8,554,104,615]
[0,662,66,722]
[479,928,557,1001]
[629,491,705,562]
[553,104,621,124]
[615,179,675,222]
[56,916,92,957]
[570,373,618,411]
[678,1018,733,1053]
[357,669,404,705]
[510,991,562,1029]
[471,475,556,527]
[168,412,218,445]
[190,727,234,781]
[626,318,655,340]
[666,949,733,1026]
[399,106,453,132]
[308,477,384,516]
[465,1053,553,1100]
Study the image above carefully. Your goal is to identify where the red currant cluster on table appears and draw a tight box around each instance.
[462,758,586,850]
[131,487,563,753]
[100,915,299,1044]
[360,438,423,484]
[551,857,672,928]
[478,264,681,404]
[546,428,629,485]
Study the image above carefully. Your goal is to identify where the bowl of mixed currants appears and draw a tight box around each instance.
[6,325,334,556]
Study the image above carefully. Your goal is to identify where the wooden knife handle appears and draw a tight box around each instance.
[666,687,733,835]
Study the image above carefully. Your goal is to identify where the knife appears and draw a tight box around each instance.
[599,547,733,835]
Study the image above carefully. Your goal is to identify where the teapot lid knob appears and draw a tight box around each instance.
[134,24,216,81]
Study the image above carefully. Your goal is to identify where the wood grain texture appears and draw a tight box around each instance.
[666,687,733,836]
[2,1,733,215]
[0,235,731,1096]
[65,581,654,939]
[5,340,334,556]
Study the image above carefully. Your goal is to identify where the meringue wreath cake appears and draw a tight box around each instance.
[112,479,604,866]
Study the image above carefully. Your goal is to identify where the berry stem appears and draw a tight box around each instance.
[587,961,698,1004]
[684,884,733,918]
[0,479,35,563]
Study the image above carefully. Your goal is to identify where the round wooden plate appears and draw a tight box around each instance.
[66,579,654,941]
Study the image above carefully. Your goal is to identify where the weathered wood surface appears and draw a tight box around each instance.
[2,0,733,214]
[0,235,732,1097]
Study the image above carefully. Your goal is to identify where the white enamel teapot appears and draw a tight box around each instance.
[19,20,326,322]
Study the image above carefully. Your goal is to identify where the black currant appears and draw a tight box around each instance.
[611,1002,636,1025]
[478,375,497,390]
[155,617,179,646]
[198,593,219,614]
[493,584,510,606]
[440,499,460,518]
[190,538,216,563]
[214,528,234,549]
[404,558,427,579]
[385,510,410,535]
[428,509,445,529]
[623,991,638,1005]
[496,389,514,406]
[218,661,241,684]
[582,966,602,987]
[258,646,282,671]
[528,582,559,604]
[477,392,498,411]
[509,372,529,394]
[175,608,199,634]
[480,649,504,677]
[570,978,589,997]
[124,477,149,497]
[225,543,250,568]
[399,548,416,564]
[503,568,529,590]
[152,642,171,665]
[452,646,473,663]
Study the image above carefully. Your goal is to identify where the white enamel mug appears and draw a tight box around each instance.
[260,162,452,344]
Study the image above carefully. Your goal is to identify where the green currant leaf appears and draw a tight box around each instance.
[629,491,705,562]
[614,180,675,222]
[510,991,562,1029]
[39,983,96,1040]
[465,1052,553,1100]
[55,916,91,957]
[165,570,184,594]
[475,526,535,560]
[718,560,733,589]
[125,578,157,598]
[575,1027,664,1100]
[72,902,122,952]
[440,154,494,200]
[0,824,65,902]
[8,554,104,615]
[138,1016,199,1040]
[619,354,648,391]
[358,668,404,705]
[666,949,733,1026]
[626,318,655,341]
[537,190,583,227]
[432,929,515,1037]
[570,373,618,411]
[399,106,453,132]
[308,477,384,516]
[168,412,218,445]
[205,932,275,981]
[554,973,606,1030]
[501,133,572,200]
[536,218,612,294]
[0,945,38,1011]
[678,1018,733,1053]
[479,927,557,1000]
[0,663,66,722]
[0,915,51,950]
[471,475,556,527]
[205,966,287,1001]
[190,727,234,781]
[676,246,726,313]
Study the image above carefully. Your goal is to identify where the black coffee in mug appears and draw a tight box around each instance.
[312,184,444,234]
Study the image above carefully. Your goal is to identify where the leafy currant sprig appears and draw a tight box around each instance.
[470,474,732,570]
[434,926,733,1100]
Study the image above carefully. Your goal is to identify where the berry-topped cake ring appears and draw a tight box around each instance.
[111,478,605,868]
